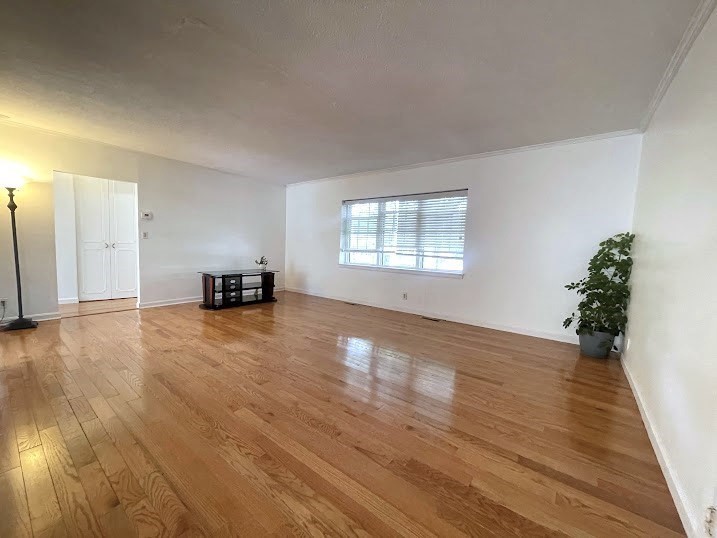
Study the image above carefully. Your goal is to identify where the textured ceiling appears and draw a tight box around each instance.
[0,1,701,184]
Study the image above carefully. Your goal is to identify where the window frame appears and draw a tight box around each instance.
[338,189,468,277]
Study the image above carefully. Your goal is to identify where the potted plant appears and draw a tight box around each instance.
[563,232,635,358]
[255,256,268,272]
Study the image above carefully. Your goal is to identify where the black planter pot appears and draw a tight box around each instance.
[578,330,616,358]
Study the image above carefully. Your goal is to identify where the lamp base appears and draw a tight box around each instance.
[0,317,38,331]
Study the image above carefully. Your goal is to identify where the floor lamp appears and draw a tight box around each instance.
[1,174,37,331]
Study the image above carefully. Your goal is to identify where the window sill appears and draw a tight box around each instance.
[338,263,464,279]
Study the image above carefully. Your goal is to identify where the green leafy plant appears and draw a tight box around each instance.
[563,232,635,335]
[255,256,268,266]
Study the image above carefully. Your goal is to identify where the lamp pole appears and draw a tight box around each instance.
[1,187,37,330]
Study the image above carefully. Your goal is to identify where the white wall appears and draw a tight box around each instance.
[286,134,642,342]
[53,172,79,304]
[623,10,717,536]
[135,157,285,307]
[0,121,286,319]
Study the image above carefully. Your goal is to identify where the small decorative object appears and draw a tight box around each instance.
[255,256,268,272]
[563,232,635,358]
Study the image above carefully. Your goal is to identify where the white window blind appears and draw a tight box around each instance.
[340,189,467,274]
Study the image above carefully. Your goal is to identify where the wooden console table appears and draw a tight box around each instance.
[199,269,279,310]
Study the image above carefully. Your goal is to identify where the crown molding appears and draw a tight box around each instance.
[3,115,637,189]
[287,129,641,187]
[640,0,717,131]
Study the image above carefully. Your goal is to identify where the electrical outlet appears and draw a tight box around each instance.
[402,292,408,300]
[0,298,7,308]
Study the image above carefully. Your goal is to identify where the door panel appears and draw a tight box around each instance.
[114,250,137,292]
[81,250,110,296]
[75,176,111,301]
[109,180,138,299]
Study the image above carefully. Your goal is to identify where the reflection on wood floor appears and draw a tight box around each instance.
[0,291,683,536]
[59,298,137,319]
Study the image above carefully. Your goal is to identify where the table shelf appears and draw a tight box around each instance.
[199,269,279,310]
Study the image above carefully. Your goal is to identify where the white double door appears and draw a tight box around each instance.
[76,176,138,301]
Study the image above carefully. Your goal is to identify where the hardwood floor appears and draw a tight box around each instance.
[0,291,683,536]
[59,298,137,319]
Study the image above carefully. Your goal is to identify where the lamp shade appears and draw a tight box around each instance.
[0,161,28,189]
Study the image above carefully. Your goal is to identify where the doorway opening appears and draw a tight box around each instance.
[53,172,140,318]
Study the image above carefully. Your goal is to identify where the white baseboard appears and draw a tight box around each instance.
[58,297,79,305]
[621,359,697,537]
[138,296,202,309]
[139,288,285,310]
[284,287,577,344]
[3,311,62,323]
[131,288,284,308]
[36,311,62,321]
[5,289,288,323]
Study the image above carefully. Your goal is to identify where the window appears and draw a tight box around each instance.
[339,189,467,274]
